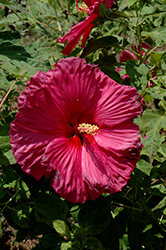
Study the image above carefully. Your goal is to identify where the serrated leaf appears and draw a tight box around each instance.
[53,220,70,237]
[158,144,166,157]
[142,27,166,43]
[136,159,153,176]
[126,61,149,90]
[146,86,166,100]
[140,109,166,163]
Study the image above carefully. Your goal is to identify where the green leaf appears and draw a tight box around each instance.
[61,241,72,250]
[118,0,128,10]
[142,27,166,43]
[151,183,166,194]
[150,52,165,65]
[0,31,21,45]
[128,0,137,7]
[158,144,166,157]
[80,36,118,58]
[0,136,10,153]
[136,159,153,176]
[146,86,166,100]
[0,42,32,62]
[126,61,149,90]
[140,109,166,163]
[95,55,121,82]
[78,196,111,235]
[0,135,16,166]
[70,205,80,222]
[83,237,103,249]
[0,0,12,5]
[119,234,129,250]
[12,203,31,228]
[34,193,68,227]
[40,233,62,248]
[142,224,153,233]
[74,228,86,241]
[4,149,16,165]
[152,196,166,211]
[53,220,70,237]
[99,3,109,18]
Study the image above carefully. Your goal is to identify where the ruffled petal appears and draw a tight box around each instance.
[95,122,142,158]
[51,57,103,126]
[10,57,143,203]
[57,0,114,55]
[42,136,89,203]
[81,134,137,197]
[94,76,142,127]
[9,124,53,179]
[57,13,98,56]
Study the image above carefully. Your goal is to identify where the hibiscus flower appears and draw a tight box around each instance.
[10,57,143,203]
[56,0,114,55]
[116,42,151,80]
[116,43,156,104]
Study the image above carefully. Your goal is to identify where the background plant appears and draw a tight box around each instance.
[0,0,166,249]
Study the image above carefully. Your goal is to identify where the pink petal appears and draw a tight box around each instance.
[57,0,114,55]
[43,136,89,203]
[94,77,142,127]
[57,13,98,56]
[119,50,136,63]
[95,122,142,158]
[81,134,138,197]
[9,125,52,180]
[10,57,143,203]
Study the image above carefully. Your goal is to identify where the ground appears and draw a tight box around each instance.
[0,217,39,250]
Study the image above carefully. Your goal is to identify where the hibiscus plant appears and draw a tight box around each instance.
[0,0,166,250]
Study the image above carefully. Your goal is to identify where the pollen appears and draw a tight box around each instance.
[78,3,90,13]
[77,123,100,136]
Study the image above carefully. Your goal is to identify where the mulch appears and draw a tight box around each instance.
[0,217,39,250]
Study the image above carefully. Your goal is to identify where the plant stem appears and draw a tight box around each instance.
[0,70,25,109]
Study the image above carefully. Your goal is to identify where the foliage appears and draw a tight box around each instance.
[0,0,166,249]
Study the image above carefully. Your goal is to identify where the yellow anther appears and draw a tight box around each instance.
[77,123,99,136]
[78,3,90,13]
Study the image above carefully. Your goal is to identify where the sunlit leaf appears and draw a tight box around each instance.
[53,220,70,237]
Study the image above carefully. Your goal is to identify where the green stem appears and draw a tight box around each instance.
[112,201,142,212]
[0,190,19,214]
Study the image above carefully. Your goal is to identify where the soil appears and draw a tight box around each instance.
[0,217,39,250]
